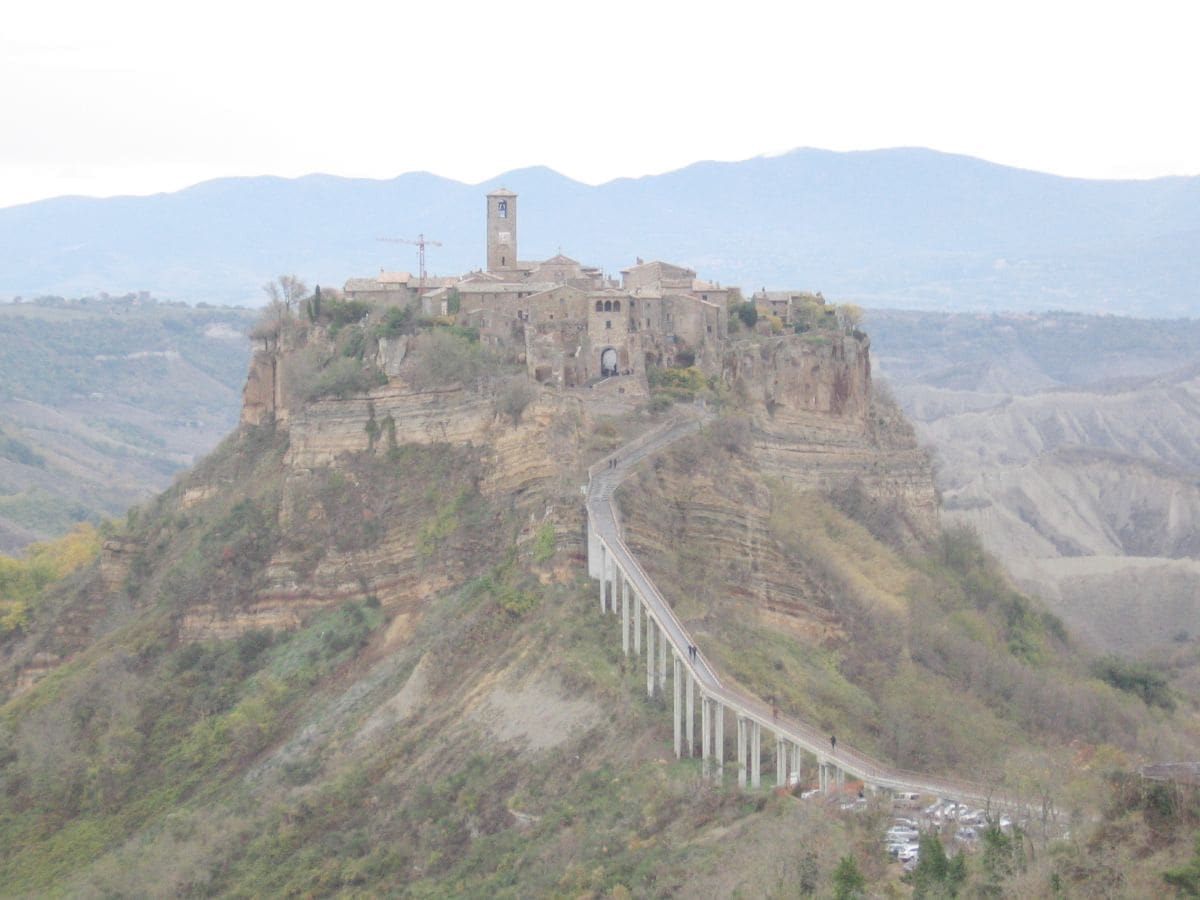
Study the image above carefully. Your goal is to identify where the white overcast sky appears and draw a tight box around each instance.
[2,0,1198,209]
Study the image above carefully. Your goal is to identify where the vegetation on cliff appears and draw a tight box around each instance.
[0,306,1198,896]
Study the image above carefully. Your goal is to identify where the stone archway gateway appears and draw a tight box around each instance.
[600,347,618,377]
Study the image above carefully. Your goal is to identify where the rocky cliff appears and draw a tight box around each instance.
[725,333,938,540]
[7,324,937,689]
[615,332,938,658]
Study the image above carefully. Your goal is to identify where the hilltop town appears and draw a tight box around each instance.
[341,189,853,393]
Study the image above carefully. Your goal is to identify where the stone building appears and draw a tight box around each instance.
[345,188,758,388]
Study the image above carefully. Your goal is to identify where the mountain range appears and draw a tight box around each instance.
[3,147,1198,315]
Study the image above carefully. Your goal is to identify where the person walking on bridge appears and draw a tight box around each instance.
[830,734,837,754]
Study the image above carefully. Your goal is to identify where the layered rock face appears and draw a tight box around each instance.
[11,323,937,693]
[619,332,938,643]
[726,334,938,540]
[182,385,588,642]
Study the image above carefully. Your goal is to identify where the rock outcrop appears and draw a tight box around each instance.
[726,333,938,540]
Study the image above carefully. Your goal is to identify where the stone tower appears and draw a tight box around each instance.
[486,188,517,272]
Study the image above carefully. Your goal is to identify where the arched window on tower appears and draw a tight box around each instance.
[595,300,604,312]
[498,199,508,219]
[604,300,612,312]
[613,300,621,312]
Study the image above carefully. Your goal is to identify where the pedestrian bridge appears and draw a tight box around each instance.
[585,412,1016,808]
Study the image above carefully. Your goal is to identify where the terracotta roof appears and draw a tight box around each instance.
[377,271,412,284]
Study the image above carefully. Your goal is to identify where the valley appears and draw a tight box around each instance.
[868,310,1200,658]
[0,297,256,552]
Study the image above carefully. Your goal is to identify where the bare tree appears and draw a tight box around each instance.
[262,275,308,314]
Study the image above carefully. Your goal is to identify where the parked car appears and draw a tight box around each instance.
[896,843,921,863]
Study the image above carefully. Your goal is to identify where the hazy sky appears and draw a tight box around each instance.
[3,0,1198,209]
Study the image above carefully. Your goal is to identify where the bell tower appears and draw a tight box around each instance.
[486,188,517,272]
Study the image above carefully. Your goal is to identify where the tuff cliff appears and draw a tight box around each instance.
[6,323,936,686]
[617,331,937,656]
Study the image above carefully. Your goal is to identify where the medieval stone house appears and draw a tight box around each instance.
[345,189,766,388]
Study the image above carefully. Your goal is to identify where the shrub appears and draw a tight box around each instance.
[494,376,536,425]
[408,330,493,389]
[731,301,758,329]
[325,298,370,330]
[1092,656,1175,710]
[532,523,556,563]
[832,855,866,899]
[285,347,382,403]
[373,305,417,339]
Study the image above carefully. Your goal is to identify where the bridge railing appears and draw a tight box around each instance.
[586,418,1023,812]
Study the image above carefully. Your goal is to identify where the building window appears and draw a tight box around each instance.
[605,320,611,329]
[595,300,603,312]
[613,300,621,312]
[498,199,508,218]
[604,300,612,312]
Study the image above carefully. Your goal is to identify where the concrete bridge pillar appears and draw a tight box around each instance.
[701,694,711,775]
[672,654,682,758]
[598,542,607,613]
[751,721,761,789]
[587,519,600,580]
[685,671,694,757]
[775,732,785,786]
[736,716,747,789]
[645,616,655,697]
[620,575,629,656]
[714,702,724,782]
[657,624,667,692]
[633,596,642,656]
[607,553,617,614]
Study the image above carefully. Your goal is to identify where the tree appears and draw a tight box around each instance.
[1164,834,1200,896]
[838,303,863,330]
[308,285,322,322]
[262,275,308,314]
[248,303,284,350]
[911,832,967,899]
[832,854,866,900]
[733,301,759,329]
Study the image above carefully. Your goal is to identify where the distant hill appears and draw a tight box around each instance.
[0,298,256,551]
[868,309,1200,654]
[2,148,1198,315]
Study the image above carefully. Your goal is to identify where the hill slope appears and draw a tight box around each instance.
[1,310,1196,896]
[0,298,256,552]
[3,148,1199,315]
